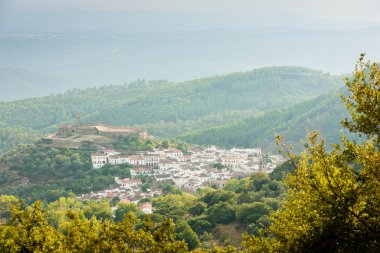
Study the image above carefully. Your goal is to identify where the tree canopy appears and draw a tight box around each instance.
[243,55,380,252]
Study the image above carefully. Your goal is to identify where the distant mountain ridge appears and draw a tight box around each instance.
[0,66,342,152]
[2,24,379,100]
[0,67,68,101]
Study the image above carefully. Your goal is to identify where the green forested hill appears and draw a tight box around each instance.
[178,92,351,152]
[0,67,342,152]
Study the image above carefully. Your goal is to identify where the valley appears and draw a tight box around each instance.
[1,2,379,251]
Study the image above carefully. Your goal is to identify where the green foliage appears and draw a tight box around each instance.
[236,202,271,224]
[188,216,214,235]
[201,190,237,206]
[213,163,224,170]
[0,199,188,252]
[142,183,150,193]
[114,203,144,222]
[82,199,113,221]
[0,201,66,252]
[110,196,120,207]
[175,141,189,153]
[180,91,351,152]
[0,195,20,222]
[189,202,208,216]
[0,168,286,251]
[207,202,235,224]
[248,215,271,236]
[0,127,38,154]
[113,134,159,151]
[250,173,270,191]
[248,133,380,252]
[269,160,297,181]
[153,193,196,222]
[341,53,380,144]
[244,55,380,252]
[175,221,201,251]
[0,144,130,202]
[159,183,183,195]
[0,67,342,153]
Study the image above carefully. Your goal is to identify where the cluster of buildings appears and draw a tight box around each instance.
[77,177,158,214]
[43,118,285,214]
[81,145,285,209]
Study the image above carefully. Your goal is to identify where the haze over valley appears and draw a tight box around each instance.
[1,8,380,100]
[0,1,379,252]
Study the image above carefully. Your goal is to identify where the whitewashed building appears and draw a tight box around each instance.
[128,155,146,166]
[91,153,108,169]
[119,155,131,165]
[221,154,246,168]
[140,202,153,214]
[164,148,183,159]
[154,174,173,182]
[130,167,153,177]
[115,177,142,189]
[158,162,179,170]
[144,155,160,165]
[108,155,120,165]
[230,147,262,156]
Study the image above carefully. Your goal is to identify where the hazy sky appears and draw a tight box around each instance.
[2,0,380,23]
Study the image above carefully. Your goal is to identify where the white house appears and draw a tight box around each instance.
[115,177,142,189]
[154,174,173,182]
[190,157,200,163]
[183,179,203,191]
[198,173,211,183]
[172,177,189,187]
[91,153,108,169]
[158,162,179,170]
[130,167,153,177]
[140,202,153,214]
[164,148,183,159]
[108,155,120,165]
[118,155,131,165]
[230,147,262,156]
[153,168,168,175]
[128,155,146,166]
[147,149,165,156]
[177,155,191,162]
[144,155,160,165]
[221,154,246,168]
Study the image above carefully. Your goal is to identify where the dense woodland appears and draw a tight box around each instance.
[0,57,379,252]
[0,169,287,251]
[0,134,190,202]
[0,67,342,153]
[179,92,350,151]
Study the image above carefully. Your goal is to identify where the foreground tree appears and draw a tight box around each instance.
[243,55,380,252]
[341,53,380,145]
[0,201,188,252]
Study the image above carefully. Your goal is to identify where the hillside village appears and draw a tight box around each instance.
[39,116,285,213]
[79,145,285,213]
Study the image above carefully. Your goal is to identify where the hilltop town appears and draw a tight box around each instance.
[38,116,285,214]
[78,144,284,213]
